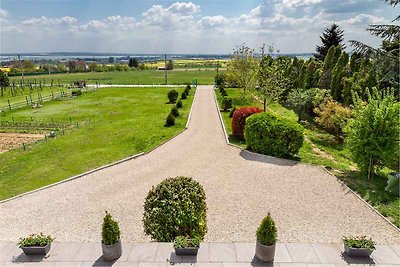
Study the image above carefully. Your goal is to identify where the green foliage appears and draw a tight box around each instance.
[143,176,207,242]
[315,99,352,139]
[165,113,176,127]
[214,73,226,87]
[331,52,349,102]
[346,88,400,176]
[181,91,187,99]
[318,46,336,89]
[285,88,328,122]
[244,112,304,158]
[343,236,376,250]
[102,211,121,245]
[176,100,183,108]
[168,90,179,103]
[128,58,139,68]
[166,60,174,70]
[18,233,54,247]
[386,173,399,195]
[71,89,82,96]
[256,214,277,246]
[0,71,10,96]
[229,106,237,118]
[173,236,200,248]
[315,23,345,60]
[221,96,233,111]
[171,106,180,117]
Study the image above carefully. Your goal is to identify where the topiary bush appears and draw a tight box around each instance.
[221,96,232,112]
[168,90,179,103]
[244,112,304,158]
[165,113,175,127]
[102,211,121,245]
[143,176,207,242]
[231,107,263,140]
[181,91,187,99]
[186,84,191,91]
[256,213,277,246]
[171,106,180,117]
[176,100,183,108]
[229,106,237,118]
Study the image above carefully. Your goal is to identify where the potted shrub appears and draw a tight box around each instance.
[173,236,200,256]
[101,211,122,261]
[343,236,375,257]
[255,213,277,262]
[18,233,54,255]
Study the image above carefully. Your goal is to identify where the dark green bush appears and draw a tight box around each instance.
[181,91,187,99]
[71,89,82,96]
[186,84,191,91]
[244,112,304,158]
[168,90,179,103]
[165,113,175,127]
[221,96,232,112]
[176,100,183,108]
[184,88,190,95]
[229,106,237,118]
[215,73,226,87]
[171,106,180,117]
[256,213,277,246]
[102,211,121,245]
[143,176,207,242]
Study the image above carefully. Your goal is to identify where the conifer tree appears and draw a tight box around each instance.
[331,52,349,102]
[314,23,345,60]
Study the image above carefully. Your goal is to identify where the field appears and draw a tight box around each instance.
[145,59,228,69]
[217,87,399,227]
[9,69,217,85]
[0,86,194,200]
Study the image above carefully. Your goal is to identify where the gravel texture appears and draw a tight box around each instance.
[0,86,399,244]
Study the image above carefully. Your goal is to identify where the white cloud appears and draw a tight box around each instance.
[0,8,9,23]
[344,14,386,25]
[282,0,322,8]
[199,15,228,28]
[21,16,77,26]
[167,2,200,15]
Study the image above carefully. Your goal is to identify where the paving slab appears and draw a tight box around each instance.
[274,243,292,263]
[372,245,400,264]
[195,263,223,267]
[209,243,236,262]
[72,242,102,262]
[234,243,254,262]
[43,242,81,262]
[128,243,158,262]
[391,245,400,257]
[286,243,320,263]
[311,243,344,264]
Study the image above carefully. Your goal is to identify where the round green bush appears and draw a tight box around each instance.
[221,96,232,112]
[171,106,180,117]
[181,91,187,99]
[168,90,179,103]
[165,113,175,127]
[244,112,304,158]
[176,100,183,108]
[256,213,277,246]
[143,176,207,242]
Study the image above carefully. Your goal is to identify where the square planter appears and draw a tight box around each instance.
[344,244,373,257]
[21,243,51,255]
[175,247,199,256]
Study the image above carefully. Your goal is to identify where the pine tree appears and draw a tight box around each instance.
[314,23,345,61]
[331,51,349,102]
[318,46,337,89]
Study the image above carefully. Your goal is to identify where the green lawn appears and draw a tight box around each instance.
[216,87,399,227]
[0,86,194,200]
[9,69,217,85]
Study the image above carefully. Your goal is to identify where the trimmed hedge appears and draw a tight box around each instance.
[231,107,263,140]
[221,96,232,112]
[168,90,179,103]
[165,113,175,127]
[244,112,304,158]
[143,176,207,242]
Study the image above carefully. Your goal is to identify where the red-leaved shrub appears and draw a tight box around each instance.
[231,107,263,139]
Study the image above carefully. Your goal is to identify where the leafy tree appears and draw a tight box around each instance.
[346,88,400,178]
[128,57,139,68]
[0,71,10,96]
[350,0,399,89]
[88,62,98,72]
[166,60,174,70]
[108,57,115,64]
[227,44,257,95]
[314,23,345,60]
[256,45,289,111]
[286,88,328,122]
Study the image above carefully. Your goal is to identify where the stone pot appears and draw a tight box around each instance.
[102,239,122,261]
[255,240,276,262]
[175,246,199,256]
[21,243,51,255]
[344,243,373,257]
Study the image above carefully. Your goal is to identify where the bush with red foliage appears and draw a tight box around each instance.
[231,107,263,139]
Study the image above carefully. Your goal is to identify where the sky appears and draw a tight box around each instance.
[0,0,398,54]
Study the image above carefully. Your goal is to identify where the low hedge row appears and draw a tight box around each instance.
[165,85,191,127]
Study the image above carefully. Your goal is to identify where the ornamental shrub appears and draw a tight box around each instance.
[256,213,277,246]
[165,113,175,127]
[184,87,190,96]
[221,96,232,112]
[168,90,179,103]
[181,91,187,99]
[229,106,237,118]
[314,99,352,139]
[244,112,304,158]
[102,211,121,245]
[171,106,180,117]
[176,100,183,108]
[285,88,328,121]
[215,73,226,87]
[231,107,263,140]
[143,176,207,242]
[185,84,191,91]
[18,234,54,247]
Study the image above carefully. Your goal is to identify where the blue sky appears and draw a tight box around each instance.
[0,0,397,53]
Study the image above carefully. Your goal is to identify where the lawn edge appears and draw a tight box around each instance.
[0,88,198,204]
[212,88,400,233]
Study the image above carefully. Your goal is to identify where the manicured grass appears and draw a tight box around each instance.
[0,86,194,200]
[216,87,399,227]
[9,69,217,85]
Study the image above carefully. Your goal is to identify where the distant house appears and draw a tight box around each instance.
[157,66,166,70]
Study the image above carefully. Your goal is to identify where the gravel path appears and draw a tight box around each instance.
[0,86,399,244]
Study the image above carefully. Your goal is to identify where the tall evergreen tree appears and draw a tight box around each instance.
[331,51,349,102]
[314,23,345,60]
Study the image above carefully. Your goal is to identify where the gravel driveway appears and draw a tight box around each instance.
[0,85,399,244]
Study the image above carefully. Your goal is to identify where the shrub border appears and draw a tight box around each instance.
[0,86,197,204]
[212,88,400,232]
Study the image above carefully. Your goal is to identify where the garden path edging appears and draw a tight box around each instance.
[212,88,400,233]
